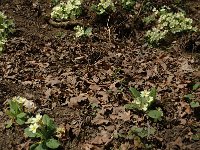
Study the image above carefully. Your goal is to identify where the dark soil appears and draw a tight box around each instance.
[0,0,200,149]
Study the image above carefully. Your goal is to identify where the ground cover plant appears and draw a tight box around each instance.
[51,0,82,20]
[0,11,14,52]
[0,0,200,149]
[144,6,198,45]
[74,25,92,38]
[91,0,116,15]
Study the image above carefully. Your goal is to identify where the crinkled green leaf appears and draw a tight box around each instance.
[149,87,156,99]
[193,83,200,91]
[124,103,138,110]
[85,27,92,36]
[46,138,60,149]
[16,118,25,125]
[35,143,48,150]
[190,101,200,108]
[42,114,56,130]
[192,134,200,141]
[147,109,163,121]
[24,127,37,138]
[30,143,39,150]
[5,119,13,128]
[129,87,140,98]
[17,112,26,118]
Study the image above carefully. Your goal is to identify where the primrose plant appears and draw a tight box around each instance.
[6,96,36,128]
[92,0,116,15]
[144,7,198,45]
[25,114,61,150]
[125,87,163,121]
[0,11,14,52]
[74,25,92,38]
[51,0,82,21]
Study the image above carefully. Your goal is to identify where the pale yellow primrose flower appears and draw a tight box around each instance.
[32,114,42,123]
[13,96,27,104]
[142,103,149,111]
[140,90,150,97]
[56,126,65,138]
[29,123,39,133]
[134,98,141,105]
[26,114,42,124]
[148,96,154,103]
[26,117,34,124]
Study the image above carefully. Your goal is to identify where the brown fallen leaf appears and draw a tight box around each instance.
[82,144,102,150]
[120,143,130,150]
[89,84,101,91]
[68,93,88,108]
[118,111,131,121]
[91,113,110,125]
[91,130,111,145]
[45,75,62,86]
[97,91,109,104]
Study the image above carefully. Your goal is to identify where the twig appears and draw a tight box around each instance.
[107,16,111,42]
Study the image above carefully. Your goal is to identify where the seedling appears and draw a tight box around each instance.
[74,25,92,38]
[51,0,82,21]
[25,114,60,149]
[91,0,116,15]
[6,96,36,128]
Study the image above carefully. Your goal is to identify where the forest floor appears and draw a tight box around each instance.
[0,0,200,149]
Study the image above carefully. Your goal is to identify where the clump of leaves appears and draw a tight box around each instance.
[125,87,163,121]
[25,114,61,150]
[184,83,200,108]
[120,0,136,10]
[6,96,36,128]
[74,25,92,38]
[114,125,156,149]
[51,0,82,21]
[125,87,156,111]
[91,0,116,15]
[128,126,156,139]
[0,11,14,52]
[144,7,198,45]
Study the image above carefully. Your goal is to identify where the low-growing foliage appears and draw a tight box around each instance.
[125,87,156,111]
[0,11,14,52]
[128,126,156,139]
[51,0,82,20]
[125,87,163,122]
[91,0,116,15]
[144,7,198,45]
[74,25,92,38]
[192,83,200,91]
[184,84,200,108]
[6,96,36,128]
[120,0,136,10]
[25,114,61,149]
[114,125,156,149]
